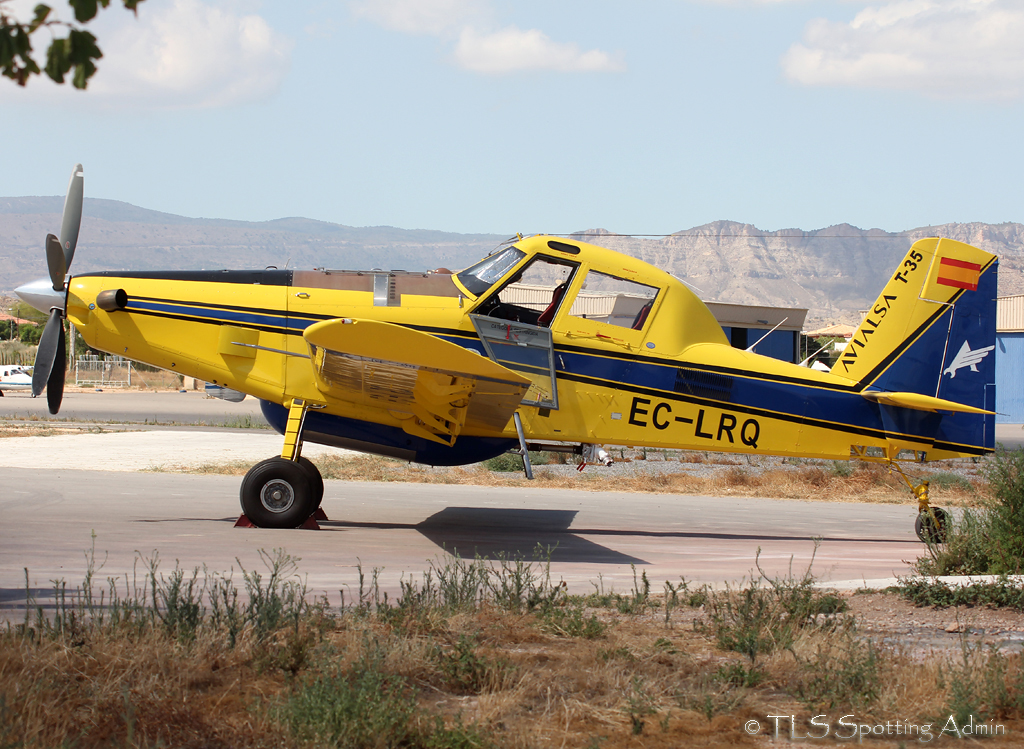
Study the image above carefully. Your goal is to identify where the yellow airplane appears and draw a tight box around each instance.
[17,166,997,540]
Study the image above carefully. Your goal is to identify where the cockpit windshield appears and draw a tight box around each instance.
[457,247,526,296]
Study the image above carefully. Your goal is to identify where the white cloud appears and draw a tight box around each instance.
[454,26,624,74]
[1,0,292,108]
[350,0,485,36]
[781,0,1024,99]
[352,0,623,74]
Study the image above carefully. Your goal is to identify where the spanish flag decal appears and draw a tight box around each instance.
[936,257,981,291]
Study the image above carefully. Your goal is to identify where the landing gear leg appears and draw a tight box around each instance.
[238,399,324,529]
[890,462,949,543]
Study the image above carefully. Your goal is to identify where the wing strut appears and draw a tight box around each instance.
[512,412,534,480]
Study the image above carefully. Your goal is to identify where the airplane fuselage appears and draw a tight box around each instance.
[63,235,995,466]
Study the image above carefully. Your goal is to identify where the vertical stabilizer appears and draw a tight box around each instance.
[831,237,997,452]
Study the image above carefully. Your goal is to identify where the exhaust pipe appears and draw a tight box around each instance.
[96,288,128,312]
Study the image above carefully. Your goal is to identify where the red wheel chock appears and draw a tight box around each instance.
[234,514,322,530]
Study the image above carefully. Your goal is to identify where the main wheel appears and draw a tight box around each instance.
[298,456,324,510]
[239,457,314,529]
[915,507,950,544]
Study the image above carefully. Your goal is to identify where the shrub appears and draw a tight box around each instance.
[697,547,847,663]
[916,447,1024,575]
[897,577,1024,610]
[281,649,418,748]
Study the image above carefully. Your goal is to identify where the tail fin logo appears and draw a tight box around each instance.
[943,340,994,378]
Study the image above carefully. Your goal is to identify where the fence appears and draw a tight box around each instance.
[74,355,135,387]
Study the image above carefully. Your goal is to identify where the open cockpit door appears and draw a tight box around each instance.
[464,252,580,410]
[469,316,559,409]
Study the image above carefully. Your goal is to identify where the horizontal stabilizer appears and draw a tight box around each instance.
[860,390,995,415]
[303,318,530,445]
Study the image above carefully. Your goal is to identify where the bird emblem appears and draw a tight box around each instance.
[943,340,994,378]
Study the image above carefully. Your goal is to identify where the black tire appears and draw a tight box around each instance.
[298,456,324,510]
[915,507,950,544]
[239,457,314,529]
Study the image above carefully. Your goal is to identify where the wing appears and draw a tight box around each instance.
[303,318,530,446]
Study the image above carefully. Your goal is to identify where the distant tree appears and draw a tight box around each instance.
[19,323,42,345]
[0,0,144,88]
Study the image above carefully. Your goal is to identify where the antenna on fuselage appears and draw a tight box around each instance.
[746,317,788,354]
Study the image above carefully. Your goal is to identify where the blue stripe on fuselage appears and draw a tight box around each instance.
[129,299,304,332]
[120,294,977,450]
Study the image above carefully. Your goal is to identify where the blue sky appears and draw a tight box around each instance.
[2,0,1023,234]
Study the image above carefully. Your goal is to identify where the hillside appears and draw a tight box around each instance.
[3,198,1022,327]
[571,222,1024,327]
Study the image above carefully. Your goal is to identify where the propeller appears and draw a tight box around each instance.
[24,164,83,415]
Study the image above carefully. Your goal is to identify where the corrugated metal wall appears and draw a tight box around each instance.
[997,295,1024,333]
[996,332,1024,423]
[996,296,1024,423]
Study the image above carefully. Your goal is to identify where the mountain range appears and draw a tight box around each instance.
[3,197,1022,328]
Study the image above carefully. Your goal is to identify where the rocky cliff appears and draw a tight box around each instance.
[3,198,1021,327]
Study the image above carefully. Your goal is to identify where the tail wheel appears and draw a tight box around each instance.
[240,457,314,528]
[915,507,950,544]
[298,456,324,510]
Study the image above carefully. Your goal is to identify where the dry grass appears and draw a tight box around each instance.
[0,423,84,439]
[3,554,1022,749]
[0,628,290,748]
[163,453,988,506]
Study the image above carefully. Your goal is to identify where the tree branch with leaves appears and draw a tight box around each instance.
[0,0,144,88]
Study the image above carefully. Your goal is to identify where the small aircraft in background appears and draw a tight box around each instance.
[0,365,33,394]
[16,166,998,541]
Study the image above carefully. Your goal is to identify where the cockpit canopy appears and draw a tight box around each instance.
[456,236,729,355]
[459,244,661,332]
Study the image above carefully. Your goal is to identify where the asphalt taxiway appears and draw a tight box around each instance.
[0,464,925,611]
[2,390,1018,610]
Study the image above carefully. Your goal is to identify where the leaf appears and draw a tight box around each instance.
[67,28,100,89]
[29,5,52,33]
[68,0,99,24]
[44,36,70,84]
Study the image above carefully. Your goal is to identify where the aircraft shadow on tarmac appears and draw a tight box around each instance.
[318,506,913,563]
[325,507,648,565]
[154,504,911,563]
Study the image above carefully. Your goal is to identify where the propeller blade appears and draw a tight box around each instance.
[46,325,66,414]
[59,164,84,270]
[31,310,63,397]
[45,234,66,291]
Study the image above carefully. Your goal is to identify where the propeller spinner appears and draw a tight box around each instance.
[14,164,84,415]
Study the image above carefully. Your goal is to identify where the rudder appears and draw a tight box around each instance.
[831,237,998,452]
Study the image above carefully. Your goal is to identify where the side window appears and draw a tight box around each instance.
[567,270,660,330]
[474,255,578,327]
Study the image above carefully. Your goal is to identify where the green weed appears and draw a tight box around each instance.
[624,677,656,735]
[281,647,418,748]
[433,635,511,693]
[538,602,607,639]
[697,546,847,663]
[937,639,1024,726]
[795,634,881,710]
[715,662,765,688]
[896,577,1024,610]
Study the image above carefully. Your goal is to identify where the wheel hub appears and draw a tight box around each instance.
[260,479,295,513]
